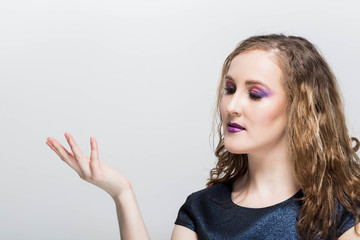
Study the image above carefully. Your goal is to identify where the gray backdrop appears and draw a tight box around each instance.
[1,0,359,239]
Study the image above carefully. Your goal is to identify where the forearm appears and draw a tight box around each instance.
[113,187,150,240]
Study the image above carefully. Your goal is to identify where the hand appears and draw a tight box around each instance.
[46,132,131,199]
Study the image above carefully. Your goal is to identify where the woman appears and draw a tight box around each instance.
[46,34,360,239]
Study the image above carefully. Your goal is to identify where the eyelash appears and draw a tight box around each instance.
[223,87,263,100]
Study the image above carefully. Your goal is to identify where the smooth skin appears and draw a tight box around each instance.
[221,50,299,208]
[46,133,150,240]
[46,50,359,239]
[219,50,360,238]
[46,132,197,239]
[45,133,358,239]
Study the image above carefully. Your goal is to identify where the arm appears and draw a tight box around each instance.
[338,223,360,240]
[114,188,150,240]
[171,225,198,240]
[46,132,150,240]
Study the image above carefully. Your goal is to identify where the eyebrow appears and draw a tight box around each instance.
[225,75,271,89]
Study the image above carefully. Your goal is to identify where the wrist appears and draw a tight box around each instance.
[112,184,134,204]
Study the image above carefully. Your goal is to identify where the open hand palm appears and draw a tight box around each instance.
[46,133,130,199]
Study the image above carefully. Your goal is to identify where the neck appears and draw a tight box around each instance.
[246,148,299,195]
[232,139,300,205]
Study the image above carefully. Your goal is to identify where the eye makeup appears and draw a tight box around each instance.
[224,78,273,100]
[224,81,236,94]
[249,86,272,99]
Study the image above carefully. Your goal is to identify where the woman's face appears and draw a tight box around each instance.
[220,50,288,155]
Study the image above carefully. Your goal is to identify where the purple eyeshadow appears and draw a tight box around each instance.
[251,87,272,97]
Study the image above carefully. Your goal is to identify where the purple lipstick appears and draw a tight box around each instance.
[228,122,246,133]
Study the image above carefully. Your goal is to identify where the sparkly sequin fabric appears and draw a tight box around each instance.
[175,183,355,239]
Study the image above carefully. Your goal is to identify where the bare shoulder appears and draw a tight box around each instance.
[171,225,198,240]
[338,223,360,240]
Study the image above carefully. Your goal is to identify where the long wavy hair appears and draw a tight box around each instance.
[207,34,360,239]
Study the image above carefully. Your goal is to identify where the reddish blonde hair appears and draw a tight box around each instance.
[208,34,360,239]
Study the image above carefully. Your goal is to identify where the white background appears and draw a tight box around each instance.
[1,0,359,239]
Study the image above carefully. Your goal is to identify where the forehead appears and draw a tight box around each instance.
[227,50,283,90]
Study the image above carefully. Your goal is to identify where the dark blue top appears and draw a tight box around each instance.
[175,183,356,239]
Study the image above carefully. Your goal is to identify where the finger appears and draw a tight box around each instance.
[64,133,91,178]
[89,137,101,177]
[64,133,85,160]
[46,140,59,154]
[47,137,73,161]
[47,137,81,173]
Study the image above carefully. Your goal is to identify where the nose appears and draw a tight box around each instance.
[225,94,243,116]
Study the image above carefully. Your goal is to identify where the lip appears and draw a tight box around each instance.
[227,122,246,133]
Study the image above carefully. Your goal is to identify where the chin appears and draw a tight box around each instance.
[224,140,250,154]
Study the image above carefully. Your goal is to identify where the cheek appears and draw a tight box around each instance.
[220,98,227,120]
[248,101,287,128]
[220,98,230,134]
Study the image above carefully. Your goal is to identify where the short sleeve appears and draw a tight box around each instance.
[174,193,197,232]
[337,205,357,238]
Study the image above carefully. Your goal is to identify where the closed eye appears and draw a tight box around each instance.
[249,92,263,100]
[224,87,264,100]
[224,87,236,94]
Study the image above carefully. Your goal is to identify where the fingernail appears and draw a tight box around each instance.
[47,140,54,147]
